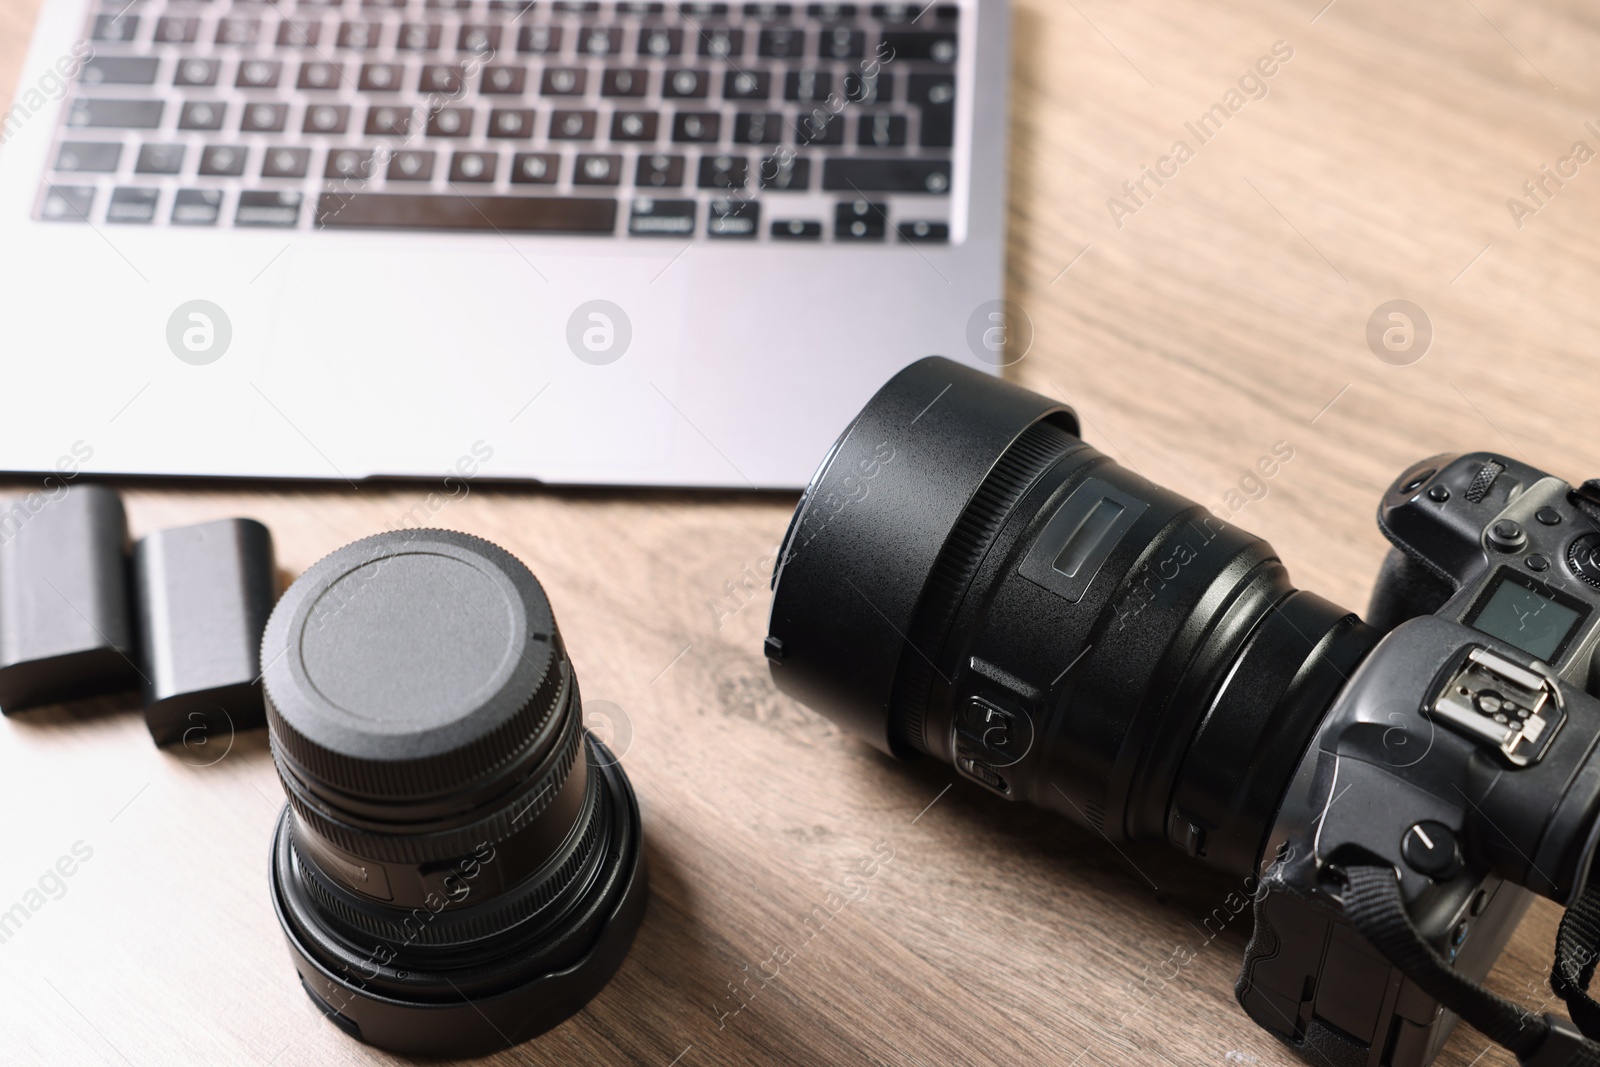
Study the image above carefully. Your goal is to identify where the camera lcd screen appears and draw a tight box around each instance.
[1466,571,1588,662]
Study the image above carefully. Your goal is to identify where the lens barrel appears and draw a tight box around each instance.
[264,530,646,1057]
[767,358,1378,880]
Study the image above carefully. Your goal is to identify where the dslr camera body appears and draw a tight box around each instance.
[766,359,1600,1067]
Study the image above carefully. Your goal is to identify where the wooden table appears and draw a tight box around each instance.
[5,1,1600,1064]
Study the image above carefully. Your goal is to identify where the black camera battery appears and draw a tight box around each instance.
[0,484,140,712]
[132,518,276,747]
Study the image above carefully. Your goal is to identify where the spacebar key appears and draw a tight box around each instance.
[315,193,618,233]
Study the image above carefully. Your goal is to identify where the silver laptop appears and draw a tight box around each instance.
[0,0,1007,488]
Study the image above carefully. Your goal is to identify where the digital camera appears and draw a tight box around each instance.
[765,358,1600,1067]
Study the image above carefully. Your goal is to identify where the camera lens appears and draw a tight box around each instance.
[263,530,646,1057]
[766,358,1379,879]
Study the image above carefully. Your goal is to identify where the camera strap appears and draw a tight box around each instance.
[1342,863,1600,1067]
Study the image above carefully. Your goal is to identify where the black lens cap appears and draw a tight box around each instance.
[264,530,564,797]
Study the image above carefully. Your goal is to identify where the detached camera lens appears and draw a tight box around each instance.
[263,530,646,1057]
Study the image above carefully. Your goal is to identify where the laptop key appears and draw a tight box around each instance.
[707,198,758,238]
[397,23,441,51]
[388,151,435,180]
[449,151,497,181]
[758,153,809,190]
[635,152,685,187]
[199,146,248,177]
[172,189,223,225]
[359,63,404,91]
[823,157,950,193]
[602,68,648,97]
[298,62,344,89]
[237,191,303,227]
[178,102,225,131]
[733,111,781,144]
[366,106,414,135]
[819,27,863,58]
[315,193,619,232]
[518,25,563,54]
[579,26,623,56]
[672,112,720,143]
[553,0,602,11]
[898,220,949,243]
[262,147,311,177]
[784,70,831,102]
[639,28,683,57]
[216,18,261,45]
[724,70,771,100]
[107,188,159,224]
[488,108,536,138]
[629,197,696,236]
[325,148,376,178]
[482,66,527,94]
[698,28,744,59]
[242,103,290,132]
[303,104,351,133]
[835,198,886,240]
[40,185,94,221]
[573,153,622,185]
[511,152,560,183]
[154,16,199,43]
[135,144,186,175]
[91,14,139,42]
[758,27,804,58]
[844,69,892,104]
[879,31,957,63]
[809,3,858,17]
[54,142,122,173]
[698,153,747,190]
[81,57,160,86]
[337,21,381,50]
[611,110,659,141]
[236,60,283,89]
[68,99,164,129]
[421,64,464,93]
[276,19,322,47]
[175,59,219,87]
[542,68,587,96]
[858,112,906,147]
[663,69,710,100]
[796,110,844,145]
[550,109,598,140]
[427,107,474,137]
[745,3,793,18]
[457,25,501,55]
[771,218,822,239]
[908,72,955,146]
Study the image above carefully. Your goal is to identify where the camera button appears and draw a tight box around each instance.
[1537,507,1563,526]
[1402,820,1462,879]
[1428,485,1451,503]
[1527,554,1550,572]
[1488,519,1526,551]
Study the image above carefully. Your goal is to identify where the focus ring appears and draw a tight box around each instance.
[292,759,607,947]
[888,419,1081,753]
[276,699,584,865]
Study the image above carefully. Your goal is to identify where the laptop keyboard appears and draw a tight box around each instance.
[38,0,964,242]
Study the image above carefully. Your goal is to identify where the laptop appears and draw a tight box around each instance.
[0,0,1008,488]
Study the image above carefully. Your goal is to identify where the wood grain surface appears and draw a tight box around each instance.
[5,1,1600,1065]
